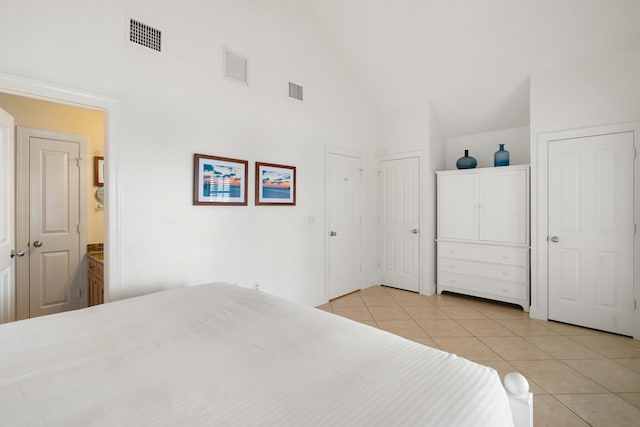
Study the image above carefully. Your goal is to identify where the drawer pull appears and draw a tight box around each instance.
[502,255,510,260]
[502,288,510,293]
[449,279,456,284]
[502,271,510,277]
[450,264,456,269]
[449,249,456,254]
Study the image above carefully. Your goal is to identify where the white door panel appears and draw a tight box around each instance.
[548,132,634,336]
[380,158,419,292]
[27,135,82,318]
[327,153,362,299]
[0,108,15,323]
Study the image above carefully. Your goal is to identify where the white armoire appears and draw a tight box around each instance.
[436,165,530,311]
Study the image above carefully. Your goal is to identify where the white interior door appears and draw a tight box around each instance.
[0,108,16,323]
[548,132,634,336]
[326,152,362,300]
[380,157,420,292]
[29,137,82,317]
[17,128,86,319]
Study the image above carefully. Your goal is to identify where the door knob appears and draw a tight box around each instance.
[329,231,337,237]
[10,249,25,258]
[411,229,419,234]
[550,236,559,243]
[33,240,43,248]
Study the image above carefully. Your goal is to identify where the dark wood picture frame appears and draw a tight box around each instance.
[255,162,296,206]
[193,153,248,206]
[93,156,104,186]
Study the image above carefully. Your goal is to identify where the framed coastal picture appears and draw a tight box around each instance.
[193,154,248,205]
[255,162,296,206]
[94,156,104,186]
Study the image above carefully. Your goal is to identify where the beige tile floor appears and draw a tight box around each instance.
[317,285,640,427]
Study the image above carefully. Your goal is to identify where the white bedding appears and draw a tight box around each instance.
[0,283,514,426]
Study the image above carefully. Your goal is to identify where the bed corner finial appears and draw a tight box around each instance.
[504,372,530,397]
[504,372,533,427]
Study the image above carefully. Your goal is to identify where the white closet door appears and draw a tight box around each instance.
[380,157,420,292]
[479,169,528,244]
[548,132,634,336]
[326,152,363,300]
[437,173,477,241]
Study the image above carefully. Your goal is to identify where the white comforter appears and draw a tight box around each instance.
[0,283,514,426]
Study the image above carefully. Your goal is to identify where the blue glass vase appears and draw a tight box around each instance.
[494,144,510,167]
[456,149,477,169]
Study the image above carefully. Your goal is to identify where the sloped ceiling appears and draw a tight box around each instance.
[306,0,640,137]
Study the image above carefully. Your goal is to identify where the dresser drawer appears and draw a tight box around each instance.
[437,271,527,300]
[438,241,528,266]
[438,257,527,284]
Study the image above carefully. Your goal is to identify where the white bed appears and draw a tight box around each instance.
[0,283,532,426]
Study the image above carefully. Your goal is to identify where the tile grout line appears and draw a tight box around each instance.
[324,286,640,420]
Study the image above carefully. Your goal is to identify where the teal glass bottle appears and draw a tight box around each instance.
[456,149,477,169]
[494,144,509,167]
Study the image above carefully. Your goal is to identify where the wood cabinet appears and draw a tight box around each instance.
[436,165,530,311]
[87,256,104,306]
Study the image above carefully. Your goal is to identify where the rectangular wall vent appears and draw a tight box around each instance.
[129,18,162,52]
[289,82,303,101]
[224,49,248,84]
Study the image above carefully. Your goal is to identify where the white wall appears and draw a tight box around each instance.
[426,108,446,293]
[531,48,640,133]
[375,103,445,295]
[445,126,530,170]
[529,47,640,327]
[0,0,377,307]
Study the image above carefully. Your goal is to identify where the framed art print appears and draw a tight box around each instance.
[255,162,296,206]
[193,154,248,205]
[94,156,104,186]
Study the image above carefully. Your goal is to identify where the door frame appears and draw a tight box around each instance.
[15,127,87,319]
[0,71,121,304]
[324,145,364,301]
[531,121,640,338]
[376,151,422,294]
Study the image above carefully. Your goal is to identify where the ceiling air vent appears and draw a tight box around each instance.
[129,18,162,52]
[289,82,303,101]
[224,49,248,84]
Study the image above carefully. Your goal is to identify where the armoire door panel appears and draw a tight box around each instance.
[437,174,476,241]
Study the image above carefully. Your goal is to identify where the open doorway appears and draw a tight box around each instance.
[0,92,106,320]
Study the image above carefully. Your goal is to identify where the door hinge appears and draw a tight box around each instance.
[635,300,637,310]
[78,287,82,298]
[634,148,637,159]
[77,224,80,233]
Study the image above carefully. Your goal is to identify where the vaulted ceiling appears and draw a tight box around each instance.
[306,0,640,137]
